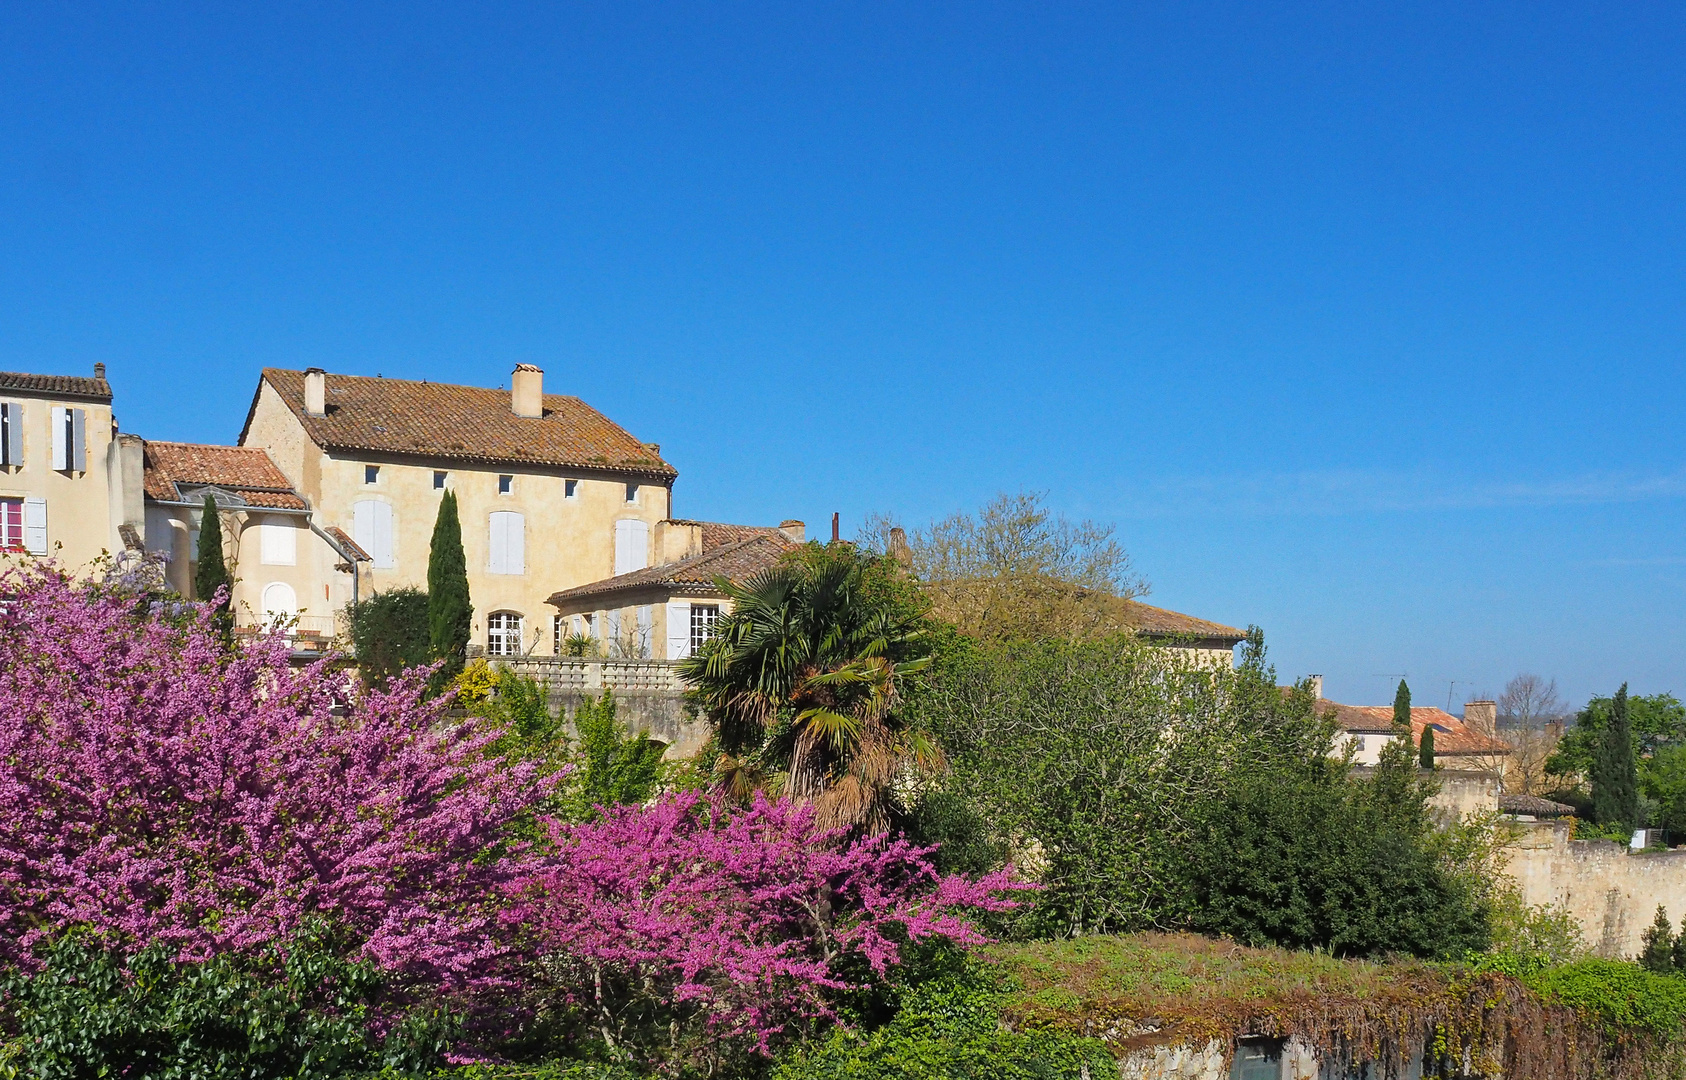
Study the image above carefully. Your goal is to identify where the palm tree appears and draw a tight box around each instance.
[678,546,939,833]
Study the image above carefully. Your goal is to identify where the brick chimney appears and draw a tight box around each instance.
[511,364,543,418]
[778,519,806,543]
[303,368,327,417]
[1308,674,1324,700]
[1465,700,1497,736]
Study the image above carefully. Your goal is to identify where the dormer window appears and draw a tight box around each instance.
[364,465,379,485]
[498,474,513,495]
[625,483,638,504]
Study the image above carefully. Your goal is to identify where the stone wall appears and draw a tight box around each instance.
[1506,819,1686,958]
[499,655,709,757]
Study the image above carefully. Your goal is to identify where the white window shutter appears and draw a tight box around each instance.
[374,502,394,568]
[606,608,621,645]
[508,512,524,574]
[260,519,296,565]
[354,501,394,568]
[1,402,20,466]
[614,519,649,575]
[50,407,66,470]
[666,601,691,659]
[70,409,86,472]
[636,605,652,658]
[23,498,46,555]
[487,513,506,574]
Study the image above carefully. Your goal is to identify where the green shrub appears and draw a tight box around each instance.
[0,922,449,1079]
[1524,959,1686,1041]
[347,587,434,687]
[772,963,1113,1080]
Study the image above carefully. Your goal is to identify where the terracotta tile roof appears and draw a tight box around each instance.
[686,520,785,548]
[323,526,370,563]
[0,370,113,402]
[142,441,307,510]
[1317,699,1513,757]
[1124,601,1246,644]
[245,368,677,480]
[1499,794,1576,818]
[548,533,796,607]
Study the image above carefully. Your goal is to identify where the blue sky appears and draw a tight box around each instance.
[2,3,1683,709]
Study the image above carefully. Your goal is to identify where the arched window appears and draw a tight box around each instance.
[488,511,525,574]
[352,500,395,568]
[614,518,649,575]
[487,612,524,657]
[261,582,297,621]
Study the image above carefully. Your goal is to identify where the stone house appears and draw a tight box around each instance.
[1315,687,1511,773]
[1123,601,1246,667]
[546,520,805,660]
[0,366,120,570]
[237,364,681,657]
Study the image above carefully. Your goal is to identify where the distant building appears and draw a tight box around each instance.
[1122,601,1247,667]
[1320,693,1511,772]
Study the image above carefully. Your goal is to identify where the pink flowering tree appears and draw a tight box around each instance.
[506,791,1030,1071]
[0,566,554,989]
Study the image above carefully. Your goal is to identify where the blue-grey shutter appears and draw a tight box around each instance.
[1,402,20,466]
[70,409,86,472]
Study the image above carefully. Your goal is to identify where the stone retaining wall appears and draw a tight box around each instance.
[1506,819,1686,958]
[497,656,710,757]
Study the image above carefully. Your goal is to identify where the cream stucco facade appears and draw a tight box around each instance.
[240,372,674,656]
[0,370,120,573]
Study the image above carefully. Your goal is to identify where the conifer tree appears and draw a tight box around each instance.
[193,495,232,617]
[1641,905,1675,973]
[1671,921,1686,972]
[427,490,472,692]
[1393,679,1412,730]
[1593,682,1640,829]
[1419,723,1435,769]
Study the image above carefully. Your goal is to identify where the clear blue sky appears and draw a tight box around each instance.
[3,3,1682,710]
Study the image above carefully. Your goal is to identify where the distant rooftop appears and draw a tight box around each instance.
[0,367,113,403]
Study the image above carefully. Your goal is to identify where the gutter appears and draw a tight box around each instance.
[310,520,367,607]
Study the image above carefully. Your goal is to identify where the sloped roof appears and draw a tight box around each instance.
[548,533,796,606]
[1124,601,1246,645]
[1319,699,1513,756]
[243,368,677,480]
[143,441,307,510]
[0,370,113,402]
[1499,794,1576,818]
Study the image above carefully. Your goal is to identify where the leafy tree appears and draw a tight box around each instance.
[1184,730,1489,959]
[1546,692,1686,776]
[571,690,666,813]
[1420,723,1436,768]
[680,542,937,833]
[918,628,1334,938]
[861,491,1148,642]
[1641,905,1677,974]
[345,586,431,687]
[193,494,233,626]
[1393,678,1412,730]
[1593,683,1640,829]
[427,489,472,692]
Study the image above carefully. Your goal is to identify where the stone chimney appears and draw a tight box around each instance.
[303,368,327,417]
[655,520,703,565]
[887,527,913,569]
[1308,674,1324,700]
[1465,700,1497,736]
[93,363,107,382]
[512,364,544,418]
[778,519,806,543]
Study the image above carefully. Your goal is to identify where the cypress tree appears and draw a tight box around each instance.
[194,494,232,611]
[1393,679,1412,730]
[1593,682,1640,829]
[427,489,473,692]
[1641,905,1676,973]
[1419,724,1435,769]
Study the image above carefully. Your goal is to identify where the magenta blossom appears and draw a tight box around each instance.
[0,566,555,988]
[507,791,1030,1065]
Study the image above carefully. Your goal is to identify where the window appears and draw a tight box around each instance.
[433,470,447,489]
[50,407,85,472]
[625,482,638,504]
[0,498,21,550]
[364,465,379,484]
[606,608,622,653]
[635,605,653,659]
[261,582,297,620]
[487,612,523,657]
[552,614,566,655]
[352,500,396,568]
[1230,1039,1282,1080]
[498,474,513,495]
[0,402,21,467]
[690,604,721,654]
[488,511,526,575]
[613,519,649,575]
[259,517,296,565]
[565,479,578,499]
